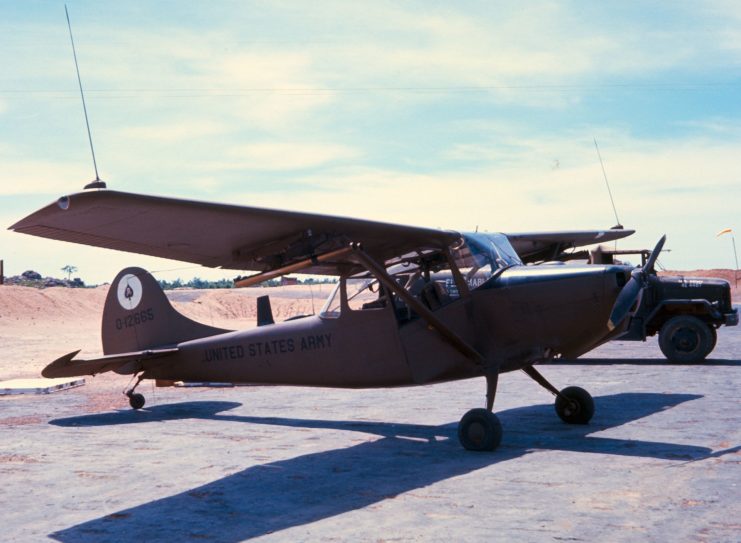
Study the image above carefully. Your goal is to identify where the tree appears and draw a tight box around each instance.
[61,265,78,281]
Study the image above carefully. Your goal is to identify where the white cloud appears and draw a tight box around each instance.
[118,120,228,142]
[0,161,89,196]
[222,142,360,171]
[205,52,334,130]
[298,2,716,100]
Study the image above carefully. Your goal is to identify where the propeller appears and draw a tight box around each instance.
[607,235,666,331]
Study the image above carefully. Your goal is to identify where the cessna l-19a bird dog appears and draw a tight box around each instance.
[11,189,651,451]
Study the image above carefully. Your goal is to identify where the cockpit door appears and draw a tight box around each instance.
[320,276,410,386]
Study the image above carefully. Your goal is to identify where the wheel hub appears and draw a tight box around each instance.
[563,401,579,417]
[673,328,699,352]
[467,421,485,445]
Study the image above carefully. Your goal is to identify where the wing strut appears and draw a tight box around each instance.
[351,244,487,370]
[235,246,353,288]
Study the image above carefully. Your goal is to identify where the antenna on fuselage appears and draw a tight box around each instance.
[65,5,106,190]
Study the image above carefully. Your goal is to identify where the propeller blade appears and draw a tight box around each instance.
[644,234,666,273]
[607,274,642,331]
[607,235,666,330]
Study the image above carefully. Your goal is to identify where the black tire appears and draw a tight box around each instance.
[129,393,145,410]
[708,326,717,357]
[458,408,503,451]
[658,316,713,364]
[555,386,594,424]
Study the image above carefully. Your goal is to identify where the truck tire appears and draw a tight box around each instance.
[708,325,717,356]
[658,316,713,363]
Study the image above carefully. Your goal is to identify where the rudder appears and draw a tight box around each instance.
[102,267,230,354]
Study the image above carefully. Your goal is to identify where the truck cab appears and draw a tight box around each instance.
[585,247,737,362]
[622,273,738,363]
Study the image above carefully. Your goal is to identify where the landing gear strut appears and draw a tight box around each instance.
[124,374,146,410]
[458,371,503,452]
[522,365,594,424]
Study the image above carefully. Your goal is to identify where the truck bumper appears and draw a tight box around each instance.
[725,309,739,326]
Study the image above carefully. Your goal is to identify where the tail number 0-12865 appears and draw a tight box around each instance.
[116,308,155,330]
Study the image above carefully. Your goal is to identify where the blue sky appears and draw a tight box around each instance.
[1,1,739,283]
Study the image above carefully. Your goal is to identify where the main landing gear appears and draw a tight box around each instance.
[522,366,594,425]
[458,366,594,452]
[458,371,503,451]
[124,374,146,410]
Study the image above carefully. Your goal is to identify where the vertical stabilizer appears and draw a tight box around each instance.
[102,267,230,354]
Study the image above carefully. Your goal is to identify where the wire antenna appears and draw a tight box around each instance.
[65,5,106,189]
[594,138,621,229]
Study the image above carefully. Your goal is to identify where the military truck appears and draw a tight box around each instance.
[591,248,738,363]
[508,235,738,363]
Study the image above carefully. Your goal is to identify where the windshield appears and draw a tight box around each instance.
[452,232,522,288]
[465,232,522,269]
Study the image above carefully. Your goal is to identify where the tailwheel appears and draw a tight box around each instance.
[128,392,146,410]
[458,408,502,451]
[124,373,146,410]
[554,386,594,424]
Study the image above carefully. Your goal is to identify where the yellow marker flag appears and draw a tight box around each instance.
[716,228,733,237]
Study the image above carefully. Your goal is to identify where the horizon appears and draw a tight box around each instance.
[1,2,739,284]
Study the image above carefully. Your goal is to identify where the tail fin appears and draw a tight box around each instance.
[102,267,230,355]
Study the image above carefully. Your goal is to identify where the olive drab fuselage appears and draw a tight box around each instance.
[126,264,629,388]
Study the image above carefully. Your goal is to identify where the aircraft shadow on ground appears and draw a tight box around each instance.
[49,393,727,542]
[553,358,741,366]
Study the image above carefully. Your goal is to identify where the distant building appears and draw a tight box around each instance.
[280,276,299,286]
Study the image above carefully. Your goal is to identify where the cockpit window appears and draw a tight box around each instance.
[320,275,387,317]
[452,233,522,289]
[346,277,383,311]
[319,232,522,319]
[320,282,342,317]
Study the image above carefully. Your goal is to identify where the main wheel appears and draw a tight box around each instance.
[555,386,594,424]
[458,408,502,451]
[128,393,145,410]
[658,315,713,364]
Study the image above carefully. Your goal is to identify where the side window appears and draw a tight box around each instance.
[320,282,342,318]
[320,276,388,318]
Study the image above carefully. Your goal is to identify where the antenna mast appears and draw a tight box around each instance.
[593,138,620,229]
[65,5,106,190]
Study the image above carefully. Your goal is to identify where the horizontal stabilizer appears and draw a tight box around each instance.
[41,348,179,378]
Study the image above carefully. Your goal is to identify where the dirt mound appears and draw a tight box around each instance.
[0,285,108,325]
[0,283,334,380]
[168,285,334,329]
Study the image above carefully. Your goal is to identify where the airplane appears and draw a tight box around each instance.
[10,188,654,452]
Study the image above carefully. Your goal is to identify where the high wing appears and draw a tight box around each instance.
[506,228,635,264]
[10,189,460,275]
